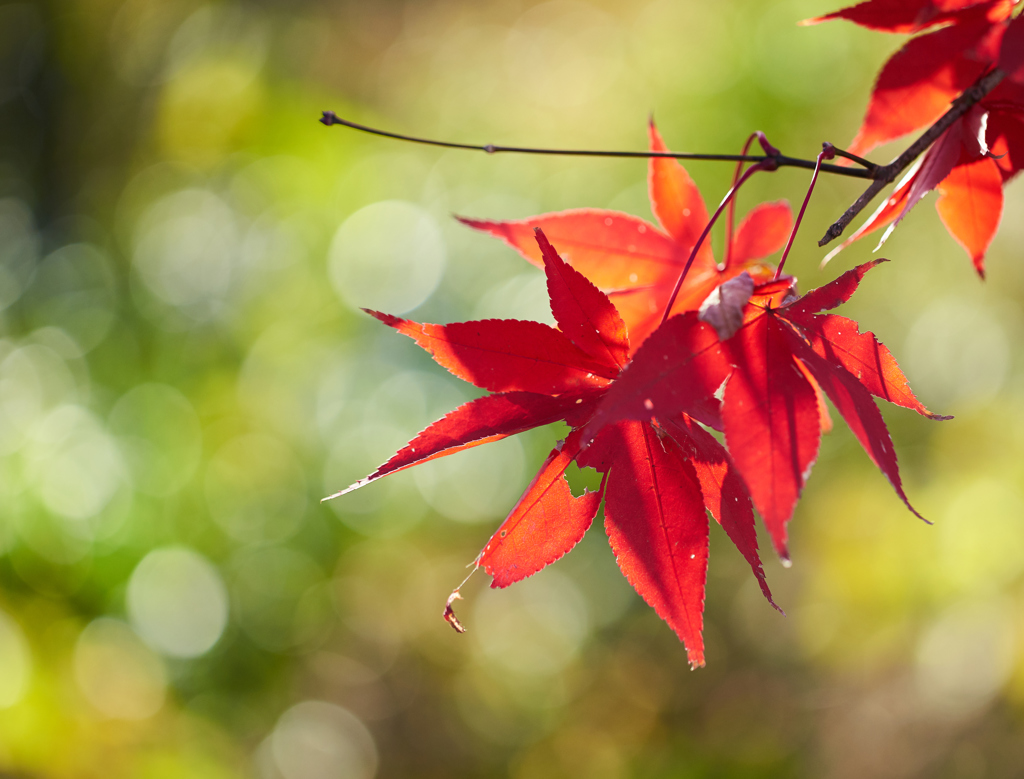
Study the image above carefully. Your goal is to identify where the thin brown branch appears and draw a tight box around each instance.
[818,67,1006,247]
[320,111,875,179]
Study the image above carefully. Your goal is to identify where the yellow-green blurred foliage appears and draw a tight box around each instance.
[1,0,1024,776]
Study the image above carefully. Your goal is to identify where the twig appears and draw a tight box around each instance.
[819,67,1006,247]
[320,111,875,179]
[830,147,878,172]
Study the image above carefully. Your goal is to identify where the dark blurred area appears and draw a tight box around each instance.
[1,0,1024,777]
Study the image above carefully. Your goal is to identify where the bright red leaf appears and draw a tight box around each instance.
[581,311,730,438]
[366,310,617,394]
[665,414,778,610]
[584,420,710,667]
[719,309,822,560]
[537,229,630,370]
[478,429,602,588]
[331,228,777,665]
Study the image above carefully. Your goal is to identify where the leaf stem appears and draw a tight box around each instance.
[775,144,835,280]
[819,67,1006,246]
[320,111,874,179]
[725,133,770,267]
[660,161,772,326]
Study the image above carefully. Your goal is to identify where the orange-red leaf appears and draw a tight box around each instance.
[728,200,794,267]
[825,107,1009,269]
[648,121,711,252]
[457,211,676,290]
[935,155,1004,276]
[462,122,799,355]
[479,429,602,588]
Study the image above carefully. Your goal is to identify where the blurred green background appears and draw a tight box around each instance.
[2,0,1024,776]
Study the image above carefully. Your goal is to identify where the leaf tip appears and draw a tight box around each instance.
[533,225,553,248]
[453,213,494,231]
[321,478,371,502]
[361,307,387,319]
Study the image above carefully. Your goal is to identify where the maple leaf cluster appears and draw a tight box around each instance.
[331,131,945,667]
[811,0,1024,274]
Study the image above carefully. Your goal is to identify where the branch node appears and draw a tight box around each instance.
[820,67,1006,247]
[756,132,781,157]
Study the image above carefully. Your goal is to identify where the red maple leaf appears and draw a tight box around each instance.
[581,261,947,561]
[458,122,793,352]
[330,232,941,665]
[807,0,1017,157]
[329,228,775,667]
